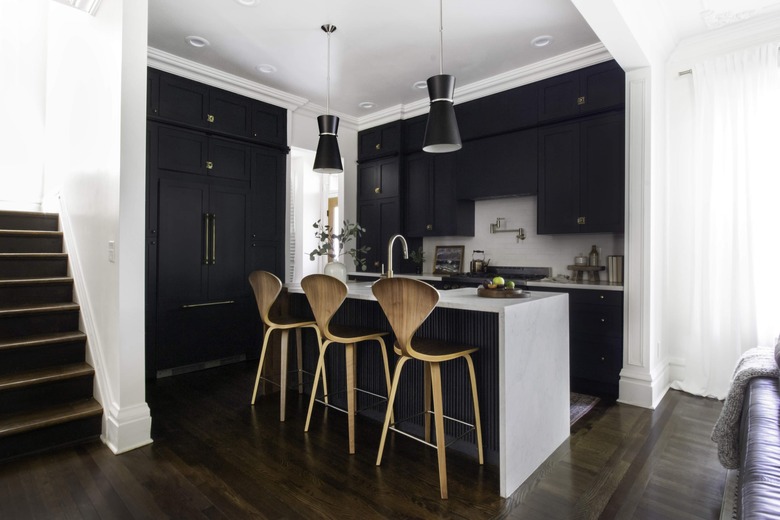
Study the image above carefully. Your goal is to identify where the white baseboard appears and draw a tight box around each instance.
[618,363,671,409]
[103,403,153,454]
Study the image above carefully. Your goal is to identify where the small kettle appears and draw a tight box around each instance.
[471,250,486,273]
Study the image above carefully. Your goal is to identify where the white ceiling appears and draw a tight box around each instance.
[147,1,780,119]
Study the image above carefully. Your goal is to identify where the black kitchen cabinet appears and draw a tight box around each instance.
[357,197,402,272]
[357,157,400,199]
[537,111,624,234]
[358,121,401,161]
[402,115,427,154]
[404,152,474,237]
[455,129,538,200]
[532,286,623,399]
[456,82,538,140]
[250,146,287,275]
[148,68,287,147]
[537,60,625,123]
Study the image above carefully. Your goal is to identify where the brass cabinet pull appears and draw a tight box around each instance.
[203,213,210,265]
[600,318,606,322]
[426,224,433,231]
[577,96,586,105]
[374,187,381,194]
[375,143,381,150]
[206,161,213,170]
[181,300,235,309]
[211,213,217,265]
[577,216,586,225]
[207,114,215,123]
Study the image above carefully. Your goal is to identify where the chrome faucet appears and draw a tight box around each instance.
[386,234,408,278]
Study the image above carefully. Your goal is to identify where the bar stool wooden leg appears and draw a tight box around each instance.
[305,337,329,432]
[424,361,432,443]
[251,325,275,405]
[345,342,356,454]
[464,354,484,464]
[376,337,394,423]
[376,357,409,465]
[279,329,290,422]
[295,328,304,394]
[430,362,448,499]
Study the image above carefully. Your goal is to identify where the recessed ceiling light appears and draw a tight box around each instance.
[234,0,257,5]
[256,64,277,74]
[358,101,376,109]
[413,80,428,90]
[185,35,210,48]
[531,35,553,48]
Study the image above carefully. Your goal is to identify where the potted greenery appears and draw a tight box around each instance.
[308,219,371,281]
[410,246,426,274]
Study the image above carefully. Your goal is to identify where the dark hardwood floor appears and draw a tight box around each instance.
[0,361,727,519]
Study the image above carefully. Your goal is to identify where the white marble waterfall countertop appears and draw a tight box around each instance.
[286,282,564,313]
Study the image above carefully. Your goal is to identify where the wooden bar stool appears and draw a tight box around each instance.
[248,271,321,422]
[372,277,483,500]
[301,274,393,454]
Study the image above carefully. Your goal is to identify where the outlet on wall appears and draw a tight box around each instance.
[108,240,115,263]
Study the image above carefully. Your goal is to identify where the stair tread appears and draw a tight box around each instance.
[0,277,72,286]
[0,230,62,236]
[0,398,102,437]
[0,253,67,258]
[0,331,86,350]
[0,302,79,317]
[0,210,58,218]
[0,362,94,391]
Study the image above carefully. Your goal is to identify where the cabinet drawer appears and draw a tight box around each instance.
[571,337,621,384]
[568,289,623,306]
[570,303,623,338]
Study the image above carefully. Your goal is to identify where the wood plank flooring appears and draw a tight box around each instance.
[0,361,727,519]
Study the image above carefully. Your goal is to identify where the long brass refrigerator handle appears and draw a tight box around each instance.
[181,300,235,309]
[203,213,210,265]
[211,213,216,265]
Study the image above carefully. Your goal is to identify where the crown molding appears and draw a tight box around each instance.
[671,10,780,62]
[148,42,613,131]
[147,47,309,111]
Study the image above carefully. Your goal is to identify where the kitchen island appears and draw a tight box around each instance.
[287,282,569,498]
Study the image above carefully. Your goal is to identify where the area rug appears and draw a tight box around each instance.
[570,392,600,426]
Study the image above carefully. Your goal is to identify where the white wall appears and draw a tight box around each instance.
[43,0,151,453]
[422,197,624,277]
[0,0,48,211]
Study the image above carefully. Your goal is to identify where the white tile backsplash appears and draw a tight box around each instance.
[422,197,624,277]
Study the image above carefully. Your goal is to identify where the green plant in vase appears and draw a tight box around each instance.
[410,246,426,274]
[308,219,371,272]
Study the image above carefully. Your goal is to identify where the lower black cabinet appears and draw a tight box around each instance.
[357,197,401,272]
[532,286,623,399]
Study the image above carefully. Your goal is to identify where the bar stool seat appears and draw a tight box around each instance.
[372,277,483,500]
[248,271,321,422]
[301,274,393,454]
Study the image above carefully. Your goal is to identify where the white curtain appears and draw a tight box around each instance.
[668,43,780,399]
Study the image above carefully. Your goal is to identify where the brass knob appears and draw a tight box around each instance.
[374,260,380,267]
[426,224,433,231]
[207,114,215,123]
[577,96,586,106]
[601,356,605,361]
[375,143,381,150]
[374,187,381,194]
[600,295,605,299]
[206,161,213,170]
[601,318,606,322]
[577,217,586,225]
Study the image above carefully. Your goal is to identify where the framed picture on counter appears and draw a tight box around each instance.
[433,245,465,274]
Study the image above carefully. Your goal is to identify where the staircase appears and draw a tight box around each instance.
[0,210,102,461]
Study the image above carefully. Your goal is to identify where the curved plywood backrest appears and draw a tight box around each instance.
[248,270,283,326]
[372,277,439,358]
[300,274,348,339]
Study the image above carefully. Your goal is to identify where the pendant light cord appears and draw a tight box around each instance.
[326,28,331,115]
[438,0,444,75]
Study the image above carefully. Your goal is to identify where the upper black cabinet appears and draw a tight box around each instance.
[455,129,538,200]
[357,157,400,199]
[456,82,538,140]
[148,68,287,147]
[537,60,625,123]
[537,111,625,234]
[405,152,474,237]
[358,121,401,161]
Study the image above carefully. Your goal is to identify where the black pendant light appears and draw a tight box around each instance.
[422,0,461,153]
[313,24,343,173]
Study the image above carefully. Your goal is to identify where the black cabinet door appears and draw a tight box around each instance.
[251,100,287,147]
[404,153,433,237]
[358,121,401,160]
[208,137,251,182]
[456,129,538,199]
[250,146,286,277]
[538,61,624,123]
[579,112,625,233]
[456,82,538,140]
[537,121,580,234]
[402,115,427,154]
[147,68,160,117]
[208,87,252,138]
[154,125,209,176]
[357,197,401,272]
[158,72,209,128]
[207,184,250,301]
[357,157,400,199]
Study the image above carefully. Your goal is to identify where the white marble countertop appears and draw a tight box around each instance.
[286,282,564,313]
[347,271,623,292]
